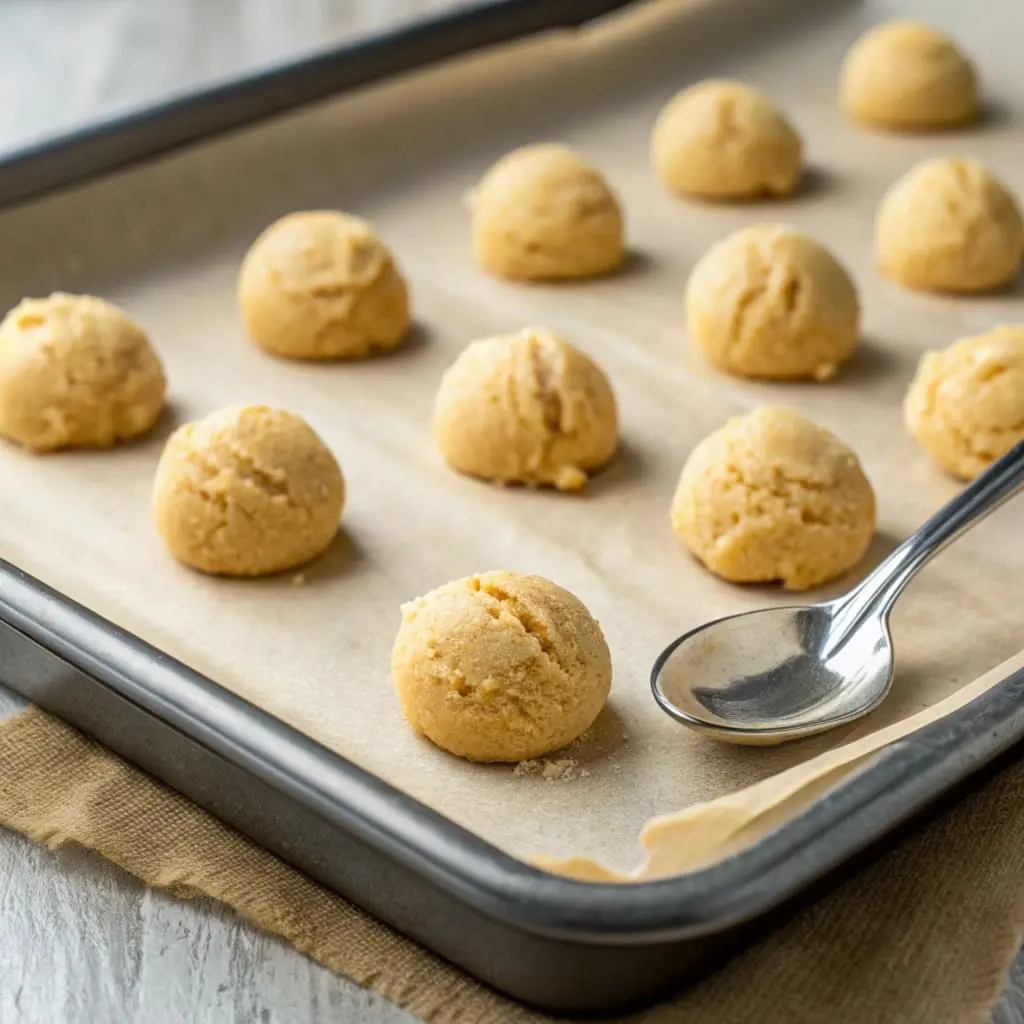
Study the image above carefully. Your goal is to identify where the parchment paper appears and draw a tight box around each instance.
[0,0,1021,875]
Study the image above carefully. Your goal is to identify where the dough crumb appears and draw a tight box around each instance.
[292,572,307,586]
[514,757,589,782]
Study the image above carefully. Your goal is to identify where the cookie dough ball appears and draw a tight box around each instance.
[468,144,624,281]
[238,211,410,359]
[392,571,612,762]
[153,404,344,576]
[840,21,979,130]
[671,407,876,590]
[651,80,803,199]
[905,325,1024,479]
[0,293,165,452]
[685,225,860,380]
[434,327,618,491]
[875,158,1023,294]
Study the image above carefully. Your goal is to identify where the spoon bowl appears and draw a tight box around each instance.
[652,603,894,743]
[652,439,1024,745]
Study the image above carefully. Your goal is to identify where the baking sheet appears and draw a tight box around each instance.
[0,0,1021,874]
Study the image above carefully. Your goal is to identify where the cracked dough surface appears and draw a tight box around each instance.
[840,20,979,130]
[433,326,618,491]
[238,210,410,359]
[904,324,1024,479]
[468,143,624,281]
[670,407,876,590]
[650,79,803,199]
[0,292,166,452]
[391,571,612,762]
[875,157,1024,293]
[685,224,860,380]
[152,404,344,576]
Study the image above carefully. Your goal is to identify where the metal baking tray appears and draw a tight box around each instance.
[2,0,1024,1015]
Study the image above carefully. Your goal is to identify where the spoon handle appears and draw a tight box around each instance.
[833,438,1024,633]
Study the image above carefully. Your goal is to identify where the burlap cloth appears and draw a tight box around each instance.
[2,705,1023,1023]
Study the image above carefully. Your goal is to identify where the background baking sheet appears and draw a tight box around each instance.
[0,0,1021,874]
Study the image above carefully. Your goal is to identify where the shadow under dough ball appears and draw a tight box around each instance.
[0,292,166,452]
[392,570,612,762]
[875,157,1024,293]
[670,406,876,590]
[650,79,803,199]
[840,20,979,130]
[685,224,860,380]
[467,143,624,281]
[153,404,344,576]
[904,324,1024,479]
[433,326,618,491]
[238,210,410,359]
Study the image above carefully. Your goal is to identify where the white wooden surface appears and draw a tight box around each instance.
[0,3,1022,1022]
[0,0,474,152]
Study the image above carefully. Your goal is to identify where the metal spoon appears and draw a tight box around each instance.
[652,439,1024,745]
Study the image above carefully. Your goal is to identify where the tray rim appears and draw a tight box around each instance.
[4,551,1024,944]
[1,0,1023,995]
[0,0,637,209]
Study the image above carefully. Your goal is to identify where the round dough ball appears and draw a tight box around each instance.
[650,80,803,199]
[874,158,1023,294]
[904,325,1024,479]
[840,21,979,130]
[392,571,612,762]
[670,407,876,590]
[238,211,410,359]
[685,225,860,380]
[153,404,344,576]
[433,327,618,491]
[468,143,624,281]
[0,293,165,452]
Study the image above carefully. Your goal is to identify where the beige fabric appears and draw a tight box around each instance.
[2,705,1024,1023]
